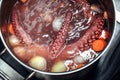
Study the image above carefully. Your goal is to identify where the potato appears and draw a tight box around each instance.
[28,56,47,71]
[51,61,67,72]
[9,35,20,46]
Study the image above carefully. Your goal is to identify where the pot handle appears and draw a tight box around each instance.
[116,10,120,23]
[24,71,36,80]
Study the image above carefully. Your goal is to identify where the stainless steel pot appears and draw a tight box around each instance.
[0,0,120,80]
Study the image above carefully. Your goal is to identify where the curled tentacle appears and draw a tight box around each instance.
[49,11,72,59]
[77,16,104,51]
[59,16,104,60]
[12,8,33,44]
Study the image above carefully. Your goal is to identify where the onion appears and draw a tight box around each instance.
[73,55,86,64]
[52,17,64,31]
[9,35,20,46]
[73,49,96,64]
[80,49,95,61]
[28,56,47,71]
[51,61,67,72]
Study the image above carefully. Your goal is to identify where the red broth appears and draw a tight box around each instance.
[7,0,110,72]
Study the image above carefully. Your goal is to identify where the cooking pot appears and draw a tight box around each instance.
[0,0,120,80]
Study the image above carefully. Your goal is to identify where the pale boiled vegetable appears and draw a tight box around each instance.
[51,61,67,72]
[80,49,95,61]
[9,35,20,46]
[91,4,102,13]
[28,56,47,71]
[73,55,86,64]
[52,17,64,31]
[44,14,52,22]
[104,11,108,19]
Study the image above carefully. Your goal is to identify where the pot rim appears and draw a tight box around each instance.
[0,0,117,76]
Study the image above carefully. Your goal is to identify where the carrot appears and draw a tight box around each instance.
[92,39,107,52]
[8,23,15,34]
[77,63,84,69]
[20,0,27,3]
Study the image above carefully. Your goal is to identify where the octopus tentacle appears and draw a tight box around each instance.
[59,16,104,59]
[49,11,72,59]
[75,16,104,51]
[12,9,33,44]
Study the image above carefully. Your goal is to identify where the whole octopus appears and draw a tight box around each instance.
[9,0,106,71]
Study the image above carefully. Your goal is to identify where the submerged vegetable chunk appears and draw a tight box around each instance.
[28,56,47,71]
[51,61,67,72]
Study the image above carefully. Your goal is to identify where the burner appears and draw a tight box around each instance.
[0,59,24,80]
[0,70,10,80]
